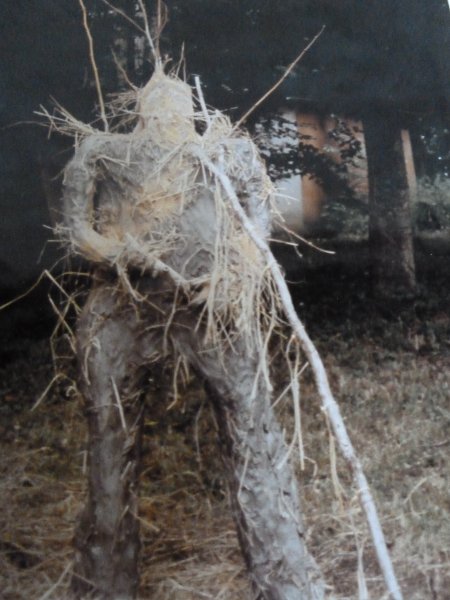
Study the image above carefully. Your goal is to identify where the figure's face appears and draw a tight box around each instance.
[136,70,195,140]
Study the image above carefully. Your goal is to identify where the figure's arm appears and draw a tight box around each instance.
[62,135,192,287]
[62,135,123,264]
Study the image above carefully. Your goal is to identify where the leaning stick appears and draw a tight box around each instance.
[195,76,212,130]
[197,149,403,600]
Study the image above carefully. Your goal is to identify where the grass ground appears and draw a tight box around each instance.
[0,241,449,599]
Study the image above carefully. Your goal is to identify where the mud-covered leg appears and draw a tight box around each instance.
[71,285,159,600]
[176,331,325,600]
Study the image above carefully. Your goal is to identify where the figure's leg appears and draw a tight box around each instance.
[71,284,160,600]
[175,329,325,600]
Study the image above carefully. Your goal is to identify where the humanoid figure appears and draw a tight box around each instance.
[63,68,323,600]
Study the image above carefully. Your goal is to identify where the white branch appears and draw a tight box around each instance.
[194,76,212,130]
[198,150,403,600]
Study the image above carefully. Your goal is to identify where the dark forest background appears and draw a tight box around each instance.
[0,0,449,289]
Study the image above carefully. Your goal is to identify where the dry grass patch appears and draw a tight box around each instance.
[0,304,449,599]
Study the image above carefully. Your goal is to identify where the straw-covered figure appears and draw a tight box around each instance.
[61,64,325,600]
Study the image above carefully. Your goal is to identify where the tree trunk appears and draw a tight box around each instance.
[364,115,416,298]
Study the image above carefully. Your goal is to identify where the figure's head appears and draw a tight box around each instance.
[135,68,195,143]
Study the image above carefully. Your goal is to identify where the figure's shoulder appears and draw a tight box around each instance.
[72,132,134,162]
[206,133,258,170]
[221,135,266,177]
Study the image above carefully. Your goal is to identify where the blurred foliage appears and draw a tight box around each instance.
[253,112,364,206]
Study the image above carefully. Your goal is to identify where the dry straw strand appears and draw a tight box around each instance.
[235,26,325,129]
[78,0,109,132]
